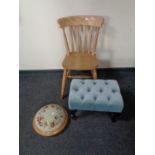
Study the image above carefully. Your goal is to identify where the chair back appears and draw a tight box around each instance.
[58,16,104,55]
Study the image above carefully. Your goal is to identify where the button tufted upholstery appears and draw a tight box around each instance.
[68,79,124,113]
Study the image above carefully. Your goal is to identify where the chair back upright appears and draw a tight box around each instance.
[58,16,104,55]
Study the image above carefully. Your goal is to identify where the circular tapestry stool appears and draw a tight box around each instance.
[32,104,68,136]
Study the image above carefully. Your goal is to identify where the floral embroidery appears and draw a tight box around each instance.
[44,121,48,127]
[34,104,66,132]
[50,122,55,128]
[51,105,55,108]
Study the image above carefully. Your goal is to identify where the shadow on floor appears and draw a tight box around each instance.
[120,90,135,121]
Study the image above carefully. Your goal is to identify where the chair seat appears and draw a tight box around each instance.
[62,52,98,70]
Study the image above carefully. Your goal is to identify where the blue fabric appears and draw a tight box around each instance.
[68,79,124,113]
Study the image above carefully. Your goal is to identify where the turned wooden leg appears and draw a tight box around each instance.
[61,69,67,99]
[110,113,121,122]
[111,113,117,122]
[92,69,97,79]
[70,110,77,120]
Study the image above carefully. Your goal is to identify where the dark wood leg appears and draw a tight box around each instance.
[111,113,116,122]
[110,112,121,122]
[70,110,77,120]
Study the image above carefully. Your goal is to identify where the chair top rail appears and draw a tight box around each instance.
[58,15,104,28]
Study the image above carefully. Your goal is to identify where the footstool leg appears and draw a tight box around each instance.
[111,113,117,122]
[70,110,77,120]
[110,113,121,122]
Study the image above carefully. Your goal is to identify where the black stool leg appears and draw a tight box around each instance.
[110,112,121,122]
[70,110,77,120]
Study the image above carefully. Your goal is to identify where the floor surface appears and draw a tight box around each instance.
[19,68,135,155]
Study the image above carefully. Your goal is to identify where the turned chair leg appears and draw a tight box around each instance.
[92,69,97,79]
[61,69,67,99]
[70,110,77,120]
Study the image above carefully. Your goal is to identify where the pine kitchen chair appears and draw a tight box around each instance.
[57,16,104,98]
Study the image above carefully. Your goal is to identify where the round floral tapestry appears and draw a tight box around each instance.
[32,104,68,136]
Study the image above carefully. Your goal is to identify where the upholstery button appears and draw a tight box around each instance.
[81,95,84,100]
[112,89,116,93]
[99,89,103,93]
[93,81,96,85]
[105,81,108,85]
[94,96,97,100]
[81,81,85,84]
[74,88,78,91]
[107,97,111,101]
[87,88,91,92]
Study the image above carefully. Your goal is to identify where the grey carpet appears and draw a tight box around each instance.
[19,68,135,155]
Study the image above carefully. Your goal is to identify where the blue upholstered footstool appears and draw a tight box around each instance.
[68,79,124,122]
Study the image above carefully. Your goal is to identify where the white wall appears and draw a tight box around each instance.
[19,0,135,70]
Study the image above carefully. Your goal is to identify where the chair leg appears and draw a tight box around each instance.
[61,69,67,99]
[92,69,97,79]
[67,70,70,77]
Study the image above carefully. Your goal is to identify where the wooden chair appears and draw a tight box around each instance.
[57,16,104,98]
